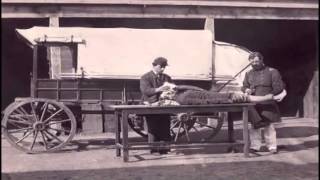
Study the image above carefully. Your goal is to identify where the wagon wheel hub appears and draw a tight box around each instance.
[33,122,46,131]
[177,113,190,122]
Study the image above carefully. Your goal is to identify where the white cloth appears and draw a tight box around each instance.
[249,123,277,151]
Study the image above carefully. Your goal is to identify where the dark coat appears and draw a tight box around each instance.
[140,70,172,103]
[140,70,173,145]
[242,66,285,123]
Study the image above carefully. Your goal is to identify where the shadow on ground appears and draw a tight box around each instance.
[52,125,318,156]
[2,161,318,180]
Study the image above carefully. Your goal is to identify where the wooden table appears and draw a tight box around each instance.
[111,103,255,162]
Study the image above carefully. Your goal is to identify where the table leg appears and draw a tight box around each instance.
[121,111,129,162]
[242,107,249,157]
[227,112,234,143]
[115,111,121,157]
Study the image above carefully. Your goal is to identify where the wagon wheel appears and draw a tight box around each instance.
[2,98,77,154]
[170,113,196,142]
[127,113,197,141]
[128,114,148,138]
[187,112,225,142]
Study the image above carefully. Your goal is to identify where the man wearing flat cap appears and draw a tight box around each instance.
[140,57,172,154]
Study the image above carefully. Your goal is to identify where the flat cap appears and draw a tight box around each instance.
[152,57,168,67]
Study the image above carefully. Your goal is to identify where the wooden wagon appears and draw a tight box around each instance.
[1,27,252,154]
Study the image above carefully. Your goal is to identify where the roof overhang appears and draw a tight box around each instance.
[1,0,318,20]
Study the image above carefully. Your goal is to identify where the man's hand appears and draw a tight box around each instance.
[244,88,253,95]
[156,84,170,92]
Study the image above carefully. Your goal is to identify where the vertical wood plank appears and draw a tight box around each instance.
[81,104,104,134]
[227,112,234,143]
[204,17,217,90]
[242,107,249,157]
[31,46,38,98]
[48,16,61,79]
[122,111,129,162]
[115,111,121,157]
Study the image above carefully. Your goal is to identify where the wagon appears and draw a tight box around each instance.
[1,26,252,154]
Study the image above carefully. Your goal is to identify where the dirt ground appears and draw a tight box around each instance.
[1,117,318,180]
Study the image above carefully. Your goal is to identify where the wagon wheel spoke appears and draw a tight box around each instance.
[15,130,34,144]
[174,122,183,142]
[10,107,32,121]
[40,131,49,150]
[30,131,39,150]
[170,119,180,136]
[43,109,63,124]
[44,130,63,143]
[15,106,29,117]
[42,131,53,142]
[9,114,33,125]
[183,123,190,141]
[29,102,39,122]
[39,102,48,122]
[7,119,32,126]
[8,127,33,134]
[170,119,181,131]
[7,120,28,129]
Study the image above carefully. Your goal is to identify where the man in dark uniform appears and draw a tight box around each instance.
[242,52,285,154]
[140,57,172,154]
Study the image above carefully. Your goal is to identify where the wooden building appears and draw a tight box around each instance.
[1,0,318,133]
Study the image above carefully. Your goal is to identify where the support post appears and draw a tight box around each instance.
[48,16,61,78]
[31,46,38,98]
[242,107,249,157]
[122,111,129,162]
[204,17,217,91]
[115,111,121,157]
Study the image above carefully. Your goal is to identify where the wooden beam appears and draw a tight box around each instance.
[1,0,318,9]
[1,2,318,20]
[31,46,38,98]
[204,17,215,40]
[48,16,61,79]
[204,17,217,90]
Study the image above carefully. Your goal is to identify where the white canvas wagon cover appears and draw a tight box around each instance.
[16,26,251,82]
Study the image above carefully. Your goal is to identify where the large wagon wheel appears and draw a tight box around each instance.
[169,112,224,142]
[128,113,224,142]
[128,114,148,138]
[2,98,77,153]
[188,112,225,141]
[170,113,196,142]
[127,113,197,141]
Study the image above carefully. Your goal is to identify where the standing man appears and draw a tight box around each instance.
[242,52,285,154]
[140,57,172,154]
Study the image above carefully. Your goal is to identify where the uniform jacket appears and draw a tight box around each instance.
[140,71,172,103]
[242,66,285,122]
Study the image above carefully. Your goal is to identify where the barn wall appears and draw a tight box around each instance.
[1,19,48,110]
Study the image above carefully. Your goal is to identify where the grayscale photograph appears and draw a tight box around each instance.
[1,0,318,180]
